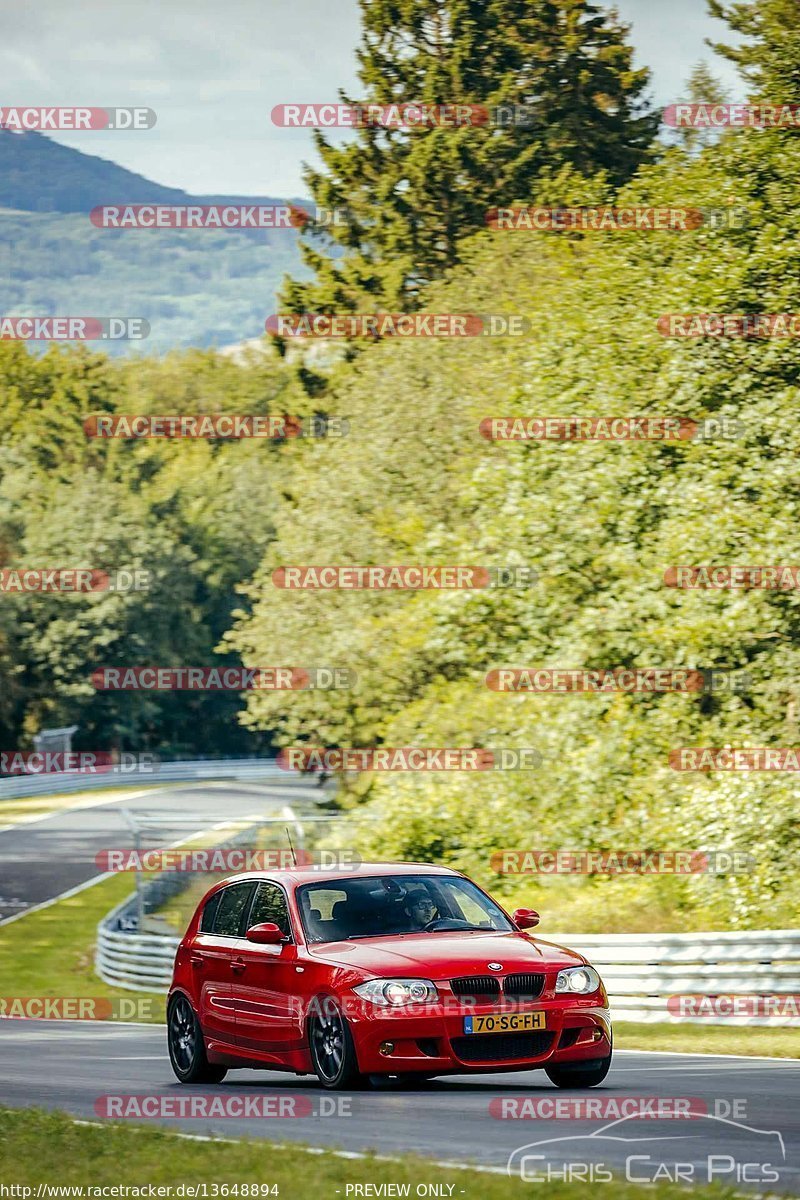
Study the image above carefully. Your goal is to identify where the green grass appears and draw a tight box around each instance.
[614,1021,799,1059]
[0,1108,745,1199]
[0,873,164,1022]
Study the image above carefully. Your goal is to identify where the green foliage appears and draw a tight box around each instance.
[707,0,800,100]
[677,62,731,153]
[2,0,797,934]
[229,123,800,929]
[285,0,658,314]
[0,342,311,755]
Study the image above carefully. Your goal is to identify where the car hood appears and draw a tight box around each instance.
[306,930,586,977]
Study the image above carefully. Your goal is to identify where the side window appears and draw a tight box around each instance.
[199,889,222,933]
[213,882,256,937]
[306,888,346,920]
[248,881,292,938]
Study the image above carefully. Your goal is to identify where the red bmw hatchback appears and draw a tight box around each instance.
[167,863,612,1089]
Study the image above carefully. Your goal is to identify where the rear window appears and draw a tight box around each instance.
[199,889,222,932]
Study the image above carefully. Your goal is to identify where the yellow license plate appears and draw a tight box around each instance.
[463,1011,545,1035]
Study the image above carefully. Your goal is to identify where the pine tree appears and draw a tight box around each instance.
[282,0,658,317]
[678,61,730,151]
[707,0,800,100]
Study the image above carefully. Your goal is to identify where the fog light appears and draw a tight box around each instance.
[592,1028,603,1041]
[379,1041,395,1056]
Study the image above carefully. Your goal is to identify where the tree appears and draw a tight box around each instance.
[0,342,302,759]
[707,0,800,100]
[232,104,800,930]
[283,0,658,316]
[677,61,730,152]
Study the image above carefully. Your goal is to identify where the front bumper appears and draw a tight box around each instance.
[346,995,612,1075]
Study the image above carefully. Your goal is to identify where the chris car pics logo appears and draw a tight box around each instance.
[506,1113,785,1186]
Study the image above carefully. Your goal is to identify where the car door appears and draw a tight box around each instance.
[192,880,256,1048]
[232,879,303,1061]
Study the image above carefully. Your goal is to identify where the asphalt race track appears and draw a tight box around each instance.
[0,1021,797,1190]
[1,787,797,1191]
[0,781,314,922]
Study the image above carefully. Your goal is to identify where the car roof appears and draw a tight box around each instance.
[213,861,461,888]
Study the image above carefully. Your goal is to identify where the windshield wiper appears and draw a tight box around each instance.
[426,925,495,933]
[345,932,398,940]
[342,925,504,939]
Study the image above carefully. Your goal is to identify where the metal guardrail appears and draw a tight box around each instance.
[97,895,180,992]
[0,758,321,800]
[61,760,795,1023]
[94,911,800,1024]
[547,929,800,1025]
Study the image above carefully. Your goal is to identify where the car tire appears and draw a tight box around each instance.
[545,1053,612,1089]
[308,997,365,1090]
[167,993,227,1084]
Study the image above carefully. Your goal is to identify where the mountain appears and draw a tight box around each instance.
[0,129,193,213]
[0,131,309,355]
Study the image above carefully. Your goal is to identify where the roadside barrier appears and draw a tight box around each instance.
[95,911,800,1024]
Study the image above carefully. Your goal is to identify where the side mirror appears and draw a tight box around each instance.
[246,922,286,945]
[512,908,540,930]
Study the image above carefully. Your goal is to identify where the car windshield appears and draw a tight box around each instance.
[297,874,514,943]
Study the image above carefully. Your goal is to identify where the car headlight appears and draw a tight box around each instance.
[353,978,439,1006]
[555,966,601,994]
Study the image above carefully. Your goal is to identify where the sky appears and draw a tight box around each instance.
[0,0,743,197]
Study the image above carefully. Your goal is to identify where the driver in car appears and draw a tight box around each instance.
[404,888,438,930]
